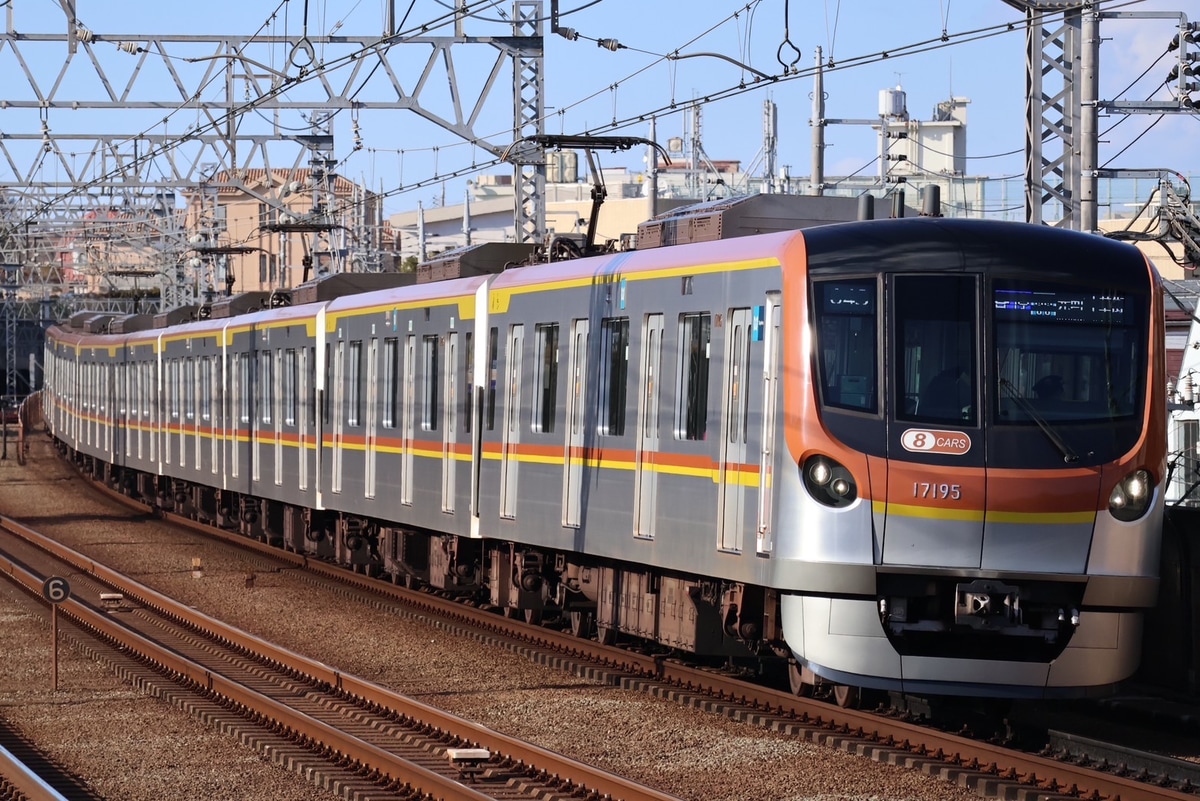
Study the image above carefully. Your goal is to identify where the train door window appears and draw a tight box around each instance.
[185,358,196,422]
[259,351,273,425]
[284,349,298,426]
[675,313,712,440]
[532,323,559,433]
[599,317,629,436]
[382,337,398,429]
[422,334,440,431]
[238,354,251,424]
[463,331,473,434]
[347,340,363,427]
[486,327,498,431]
[812,279,878,414]
[170,360,181,421]
[200,357,211,423]
[323,343,332,425]
[308,346,318,427]
[894,275,978,426]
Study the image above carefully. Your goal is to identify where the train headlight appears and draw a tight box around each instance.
[803,455,858,508]
[1108,468,1153,522]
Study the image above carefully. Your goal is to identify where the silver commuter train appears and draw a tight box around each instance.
[43,216,1167,700]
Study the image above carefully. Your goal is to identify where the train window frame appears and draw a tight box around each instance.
[675,312,712,441]
[811,278,880,416]
[532,322,559,434]
[893,274,979,427]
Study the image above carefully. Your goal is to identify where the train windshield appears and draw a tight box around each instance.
[993,280,1145,424]
[813,279,878,414]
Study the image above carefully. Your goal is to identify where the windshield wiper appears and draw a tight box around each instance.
[999,378,1079,463]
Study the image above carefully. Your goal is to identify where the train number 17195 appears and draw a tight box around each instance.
[912,482,962,500]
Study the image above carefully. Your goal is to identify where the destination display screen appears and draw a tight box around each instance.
[993,288,1134,324]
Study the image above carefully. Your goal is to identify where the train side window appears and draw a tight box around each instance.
[532,322,559,434]
[422,334,440,431]
[383,338,398,429]
[894,275,978,426]
[675,312,711,440]
[347,340,363,427]
[812,280,878,414]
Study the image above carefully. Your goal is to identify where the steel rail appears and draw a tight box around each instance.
[0,743,69,801]
[0,513,682,801]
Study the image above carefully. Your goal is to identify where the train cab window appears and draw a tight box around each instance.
[813,280,878,414]
[894,276,977,426]
[422,334,440,431]
[532,323,559,434]
[675,312,711,441]
[599,317,629,436]
[993,280,1145,423]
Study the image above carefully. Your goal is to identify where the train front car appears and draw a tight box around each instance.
[776,218,1165,699]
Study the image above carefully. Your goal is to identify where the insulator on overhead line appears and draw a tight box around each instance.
[596,38,624,51]
[75,26,95,45]
[555,26,579,41]
[116,41,142,55]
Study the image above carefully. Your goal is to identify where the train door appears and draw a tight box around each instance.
[562,319,588,528]
[298,348,309,491]
[401,334,415,505]
[332,341,344,494]
[207,356,219,476]
[883,274,983,567]
[757,295,782,554]
[271,349,282,485]
[633,314,664,538]
[441,331,458,513]
[717,307,753,552]
[499,325,524,518]
[229,353,241,480]
[365,338,378,499]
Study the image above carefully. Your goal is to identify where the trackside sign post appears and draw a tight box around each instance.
[41,577,70,691]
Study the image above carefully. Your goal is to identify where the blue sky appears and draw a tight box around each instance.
[3,0,1197,215]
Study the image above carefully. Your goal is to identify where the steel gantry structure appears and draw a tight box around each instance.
[0,1,546,309]
[1002,0,1198,232]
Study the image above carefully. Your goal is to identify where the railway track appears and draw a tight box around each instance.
[0,517,681,801]
[7,444,1199,801]
[36,467,1199,801]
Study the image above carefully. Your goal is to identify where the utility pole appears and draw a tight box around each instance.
[810,47,825,196]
